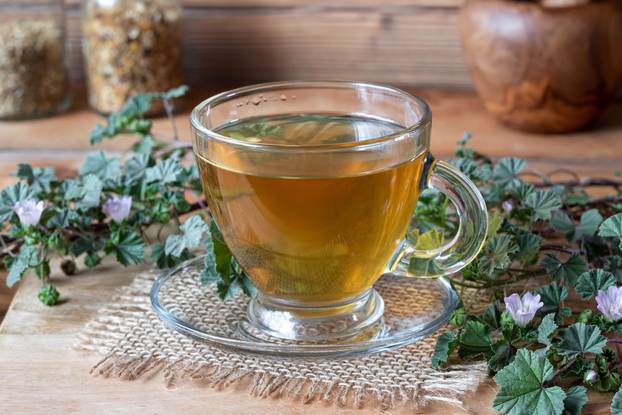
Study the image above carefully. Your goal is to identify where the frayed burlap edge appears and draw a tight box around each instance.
[74,272,489,411]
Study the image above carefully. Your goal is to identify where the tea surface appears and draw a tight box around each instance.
[197,114,424,303]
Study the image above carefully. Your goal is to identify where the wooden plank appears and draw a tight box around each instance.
[61,5,469,87]
[1,88,621,168]
[63,0,464,9]
[0,260,612,414]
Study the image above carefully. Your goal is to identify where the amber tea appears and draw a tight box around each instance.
[196,114,425,304]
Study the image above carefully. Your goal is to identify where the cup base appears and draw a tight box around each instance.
[244,289,385,342]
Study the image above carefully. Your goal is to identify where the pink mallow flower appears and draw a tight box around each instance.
[103,195,132,223]
[596,286,622,322]
[12,199,44,227]
[504,292,544,327]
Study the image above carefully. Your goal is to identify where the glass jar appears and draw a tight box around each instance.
[82,0,183,115]
[0,0,70,119]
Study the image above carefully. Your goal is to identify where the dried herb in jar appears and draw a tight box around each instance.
[82,0,183,115]
[0,20,69,119]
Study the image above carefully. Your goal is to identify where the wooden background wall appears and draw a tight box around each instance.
[63,0,471,88]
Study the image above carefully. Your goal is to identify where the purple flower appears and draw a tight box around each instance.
[502,200,514,213]
[584,370,597,383]
[504,292,544,327]
[12,199,45,227]
[103,195,132,223]
[596,286,622,322]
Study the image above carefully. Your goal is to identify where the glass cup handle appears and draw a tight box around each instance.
[389,155,488,279]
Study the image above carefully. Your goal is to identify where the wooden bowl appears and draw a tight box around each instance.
[460,0,622,133]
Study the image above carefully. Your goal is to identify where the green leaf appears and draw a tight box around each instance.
[536,282,571,323]
[76,174,103,210]
[13,164,56,193]
[600,213,622,238]
[488,341,516,372]
[478,234,519,277]
[525,190,563,222]
[413,228,444,250]
[487,211,504,241]
[604,256,622,281]
[537,313,557,347]
[574,268,616,300]
[145,158,182,184]
[514,231,542,266]
[124,153,150,183]
[431,331,458,368]
[84,252,102,268]
[492,157,526,189]
[48,208,79,228]
[612,386,622,415]
[493,349,566,415]
[513,182,536,201]
[557,323,607,358]
[6,245,38,287]
[105,230,145,266]
[200,227,220,284]
[573,209,603,241]
[0,182,35,222]
[69,237,94,257]
[38,284,60,306]
[164,215,208,257]
[157,85,189,100]
[80,151,120,181]
[541,253,587,285]
[480,301,502,329]
[133,134,154,155]
[551,210,575,237]
[600,214,622,249]
[458,320,493,357]
[210,220,233,277]
[564,386,587,415]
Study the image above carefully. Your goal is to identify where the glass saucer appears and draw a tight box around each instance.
[150,257,459,358]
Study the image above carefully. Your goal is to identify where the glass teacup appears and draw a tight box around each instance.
[190,81,487,342]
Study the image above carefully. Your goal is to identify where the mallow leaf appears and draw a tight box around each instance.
[0,182,35,222]
[612,385,622,415]
[493,349,566,415]
[6,245,39,287]
[525,190,563,222]
[574,268,616,300]
[492,157,526,189]
[536,282,571,323]
[123,153,150,183]
[564,386,588,415]
[13,164,56,193]
[600,213,622,249]
[104,230,145,266]
[80,150,120,181]
[458,320,493,357]
[145,158,182,184]
[541,253,587,285]
[514,231,542,266]
[550,210,575,237]
[200,226,220,285]
[478,234,519,277]
[537,313,557,347]
[164,215,209,257]
[557,323,607,358]
[431,331,458,368]
[573,209,603,241]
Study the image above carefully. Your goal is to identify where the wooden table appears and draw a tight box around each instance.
[1,87,620,414]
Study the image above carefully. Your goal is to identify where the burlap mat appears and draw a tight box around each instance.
[74,271,489,411]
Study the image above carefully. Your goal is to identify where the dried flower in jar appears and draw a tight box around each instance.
[82,0,183,115]
[0,20,69,119]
